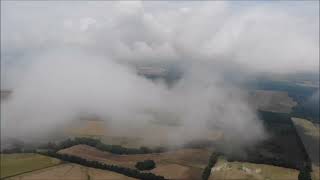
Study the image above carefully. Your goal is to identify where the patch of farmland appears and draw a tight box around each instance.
[312,165,320,180]
[292,117,320,179]
[209,158,299,180]
[7,163,137,180]
[66,120,223,148]
[292,117,320,139]
[0,153,61,178]
[249,90,297,113]
[150,163,189,179]
[150,163,202,180]
[58,144,212,168]
[58,144,212,179]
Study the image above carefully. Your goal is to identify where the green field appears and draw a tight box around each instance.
[0,153,61,178]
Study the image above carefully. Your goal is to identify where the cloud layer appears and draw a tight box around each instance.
[1,1,318,148]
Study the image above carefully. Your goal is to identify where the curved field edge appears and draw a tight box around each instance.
[40,151,167,180]
[0,153,62,179]
[58,144,211,179]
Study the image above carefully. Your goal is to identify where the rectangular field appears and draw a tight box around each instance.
[7,163,137,180]
[0,153,61,178]
[249,90,297,113]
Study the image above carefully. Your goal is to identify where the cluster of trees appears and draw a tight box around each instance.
[226,133,312,172]
[1,137,167,155]
[1,148,36,154]
[43,137,167,154]
[226,117,313,172]
[295,124,312,180]
[1,139,37,154]
[41,151,166,180]
[202,152,221,180]
[298,161,312,180]
[96,142,163,155]
[258,111,292,125]
[135,160,156,170]
[253,110,312,170]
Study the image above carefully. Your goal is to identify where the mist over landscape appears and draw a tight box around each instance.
[0,2,319,180]
[1,1,319,146]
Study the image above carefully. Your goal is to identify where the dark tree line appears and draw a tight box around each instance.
[1,148,36,154]
[294,126,312,180]
[40,151,166,180]
[135,160,156,170]
[1,137,167,155]
[249,110,312,170]
[1,139,35,154]
[42,137,167,154]
[298,160,312,180]
[202,152,221,180]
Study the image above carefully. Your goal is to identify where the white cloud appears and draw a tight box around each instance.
[0,1,318,148]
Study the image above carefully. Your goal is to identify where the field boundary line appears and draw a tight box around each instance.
[160,160,204,169]
[1,162,67,179]
[62,163,75,176]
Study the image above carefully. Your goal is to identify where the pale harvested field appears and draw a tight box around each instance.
[58,144,211,179]
[292,118,320,139]
[58,144,212,168]
[8,163,137,180]
[209,158,299,180]
[249,90,297,113]
[312,165,320,180]
[150,163,202,180]
[151,163,189,179]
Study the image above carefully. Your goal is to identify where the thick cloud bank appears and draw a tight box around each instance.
[1,1,318,148]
